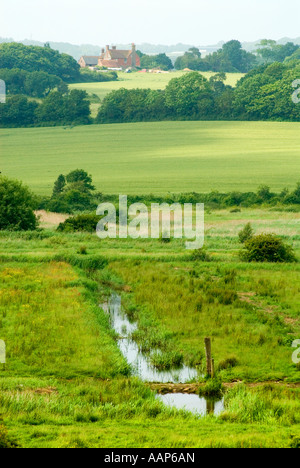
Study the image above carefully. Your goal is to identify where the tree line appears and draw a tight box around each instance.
[0,42,118,86]
[0,89,91,127]
[0,41,300,127]
[175,40,300,73]
[97,62,300,123]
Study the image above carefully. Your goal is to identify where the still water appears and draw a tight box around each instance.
[100,294,224,415]
[157,393,224,416]
[101,294,198,383]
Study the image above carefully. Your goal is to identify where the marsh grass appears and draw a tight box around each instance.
[109,259,300,381]
[0,207,299,447]
[222,384,300,427]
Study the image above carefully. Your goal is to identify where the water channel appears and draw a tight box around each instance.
[100,294,224,416]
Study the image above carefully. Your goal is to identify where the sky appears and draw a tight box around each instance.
[1,0,299,46]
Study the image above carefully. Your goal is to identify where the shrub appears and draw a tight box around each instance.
[238,222,254,243]
[78,245,88,255]
[190,248,212,262]
[57,213,100,233]
[0,176,38,231]
[159,232,171,243]
[240,233,297,263]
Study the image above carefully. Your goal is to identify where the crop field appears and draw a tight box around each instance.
[0,208,299,448]
[1,120,300,196]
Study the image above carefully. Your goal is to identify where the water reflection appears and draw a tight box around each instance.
[100,293,224,415]
[157,393,224,416]
[101,294,198,383]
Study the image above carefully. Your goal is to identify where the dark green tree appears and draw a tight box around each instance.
[0,95,38,127]
[65,169,95,192]
[140,53,173,70]
[52,174,66,197]
[0,42,80,82]
[0,176,38,230]
[165,72,214,118]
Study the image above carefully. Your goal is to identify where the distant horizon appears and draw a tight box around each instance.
[1,35,300,49]
[1,0,299,47]
[0,35,300,48]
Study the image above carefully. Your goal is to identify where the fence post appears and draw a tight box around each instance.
[204,337,212,377]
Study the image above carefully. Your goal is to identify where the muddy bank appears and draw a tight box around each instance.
[148,381,300,395]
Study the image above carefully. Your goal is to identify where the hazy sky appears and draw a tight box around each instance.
[1,0,299,45]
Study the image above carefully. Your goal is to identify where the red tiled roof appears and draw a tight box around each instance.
[108,50,132,59]
[99,60,123,68]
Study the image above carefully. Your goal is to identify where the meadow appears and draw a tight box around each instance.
[1,120,300,196]
[0,208,299,447]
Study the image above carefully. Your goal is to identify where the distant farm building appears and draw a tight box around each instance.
[78,56,100,68]
[78,44,140,70]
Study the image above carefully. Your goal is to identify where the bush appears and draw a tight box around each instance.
[240,233,297,263]
[0,176,38,230]
[190,248,212,262]
[57,214,100,233]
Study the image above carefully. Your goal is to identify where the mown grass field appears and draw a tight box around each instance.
[0,208,299,447]
[1,121,300,195]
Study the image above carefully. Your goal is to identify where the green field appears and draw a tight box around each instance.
[70,70,244,98]
[1,121,300,196]
[0,207,299,448]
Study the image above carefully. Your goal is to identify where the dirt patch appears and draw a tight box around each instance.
[35,210,70,228]
[238,292,257,304]
[34,387,58,395]
[238,292,298,329]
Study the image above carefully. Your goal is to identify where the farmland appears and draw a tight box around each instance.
[1,120,300,196]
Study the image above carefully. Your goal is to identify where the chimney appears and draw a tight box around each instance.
[131,43,136,67]
[101,48,105,54]
[112,45,117,50]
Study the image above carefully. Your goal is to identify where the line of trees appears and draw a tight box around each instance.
[137,51,174,71]
[0,42,118,85]
[0,68,65,98]
[175,41,257,73]
[175,40,300,73]
[1,60,299,127]
[0,89,91,127]
[97,61,300,123]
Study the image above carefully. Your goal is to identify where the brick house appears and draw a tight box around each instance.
[78,44,140,70]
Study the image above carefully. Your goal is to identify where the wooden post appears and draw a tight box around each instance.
[206,398,215,415]
[204,337,212,377]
